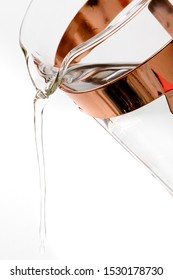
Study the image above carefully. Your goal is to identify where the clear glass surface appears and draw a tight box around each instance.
[97,96,173,194]
[20,0,173,195]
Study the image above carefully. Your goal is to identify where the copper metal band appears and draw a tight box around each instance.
[55,0,173,118]
[62,42,173,118]
[148,0,173,38]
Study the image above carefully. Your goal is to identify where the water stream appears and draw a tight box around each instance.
[34,95,48,252]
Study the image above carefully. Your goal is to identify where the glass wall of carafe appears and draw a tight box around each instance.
[57,0,173,194]
[20,0,173,194]
[94,0,173,194]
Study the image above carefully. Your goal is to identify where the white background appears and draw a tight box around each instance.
[1,0,173,279]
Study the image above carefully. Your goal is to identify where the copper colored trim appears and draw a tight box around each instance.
[60,42,173,118]
[165,89,173,113]
[149,0,173,37]
[55,0,173,118]
[55,0,133,66]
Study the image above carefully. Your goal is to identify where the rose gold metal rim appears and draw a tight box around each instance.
[60,41,173,118]
[149,0,173,38]
[55,0,173,118]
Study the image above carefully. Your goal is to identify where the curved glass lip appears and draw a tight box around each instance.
[59,0,152,80]
[19,0,34,52]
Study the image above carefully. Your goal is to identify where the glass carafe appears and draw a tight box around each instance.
[20,0,173,194]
